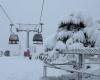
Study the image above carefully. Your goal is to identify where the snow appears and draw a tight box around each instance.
[41,12,100,80]
[84,26,100,47]
[44,58,100,80]
[83,23,100,40]
[70,14,81,24]
[66,38,74,46]
[68,42,84,49]
[0,57,43,80]
[65,13,81,25]
[66,31,85,48]
[44,34,57,51]
[83,26,95,39]
[91,30,100,43]
[54,41,66,50]
[56,30,73,40]
[72,31,85,43]
[64,12,93,27]
[1,12,100,80]
[0,56,71,80]
[95,36,100,47]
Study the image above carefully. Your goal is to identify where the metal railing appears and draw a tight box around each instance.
[42,48,100,80]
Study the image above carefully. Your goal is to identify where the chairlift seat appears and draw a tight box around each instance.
[9,33,19,44]
[4,50,10,56]
[33,33,43,44]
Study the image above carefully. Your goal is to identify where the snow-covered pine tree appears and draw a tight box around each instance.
[40,13,100,63]
[39,13,100,80]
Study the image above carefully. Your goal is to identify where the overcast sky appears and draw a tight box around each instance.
[0,0,100,51]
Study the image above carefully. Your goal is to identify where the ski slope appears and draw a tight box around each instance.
[0,57,43,80]
[0,56,67,80]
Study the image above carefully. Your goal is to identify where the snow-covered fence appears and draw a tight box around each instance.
[41,48,100,80]
[39,48,100,64]
[59,48,100,55]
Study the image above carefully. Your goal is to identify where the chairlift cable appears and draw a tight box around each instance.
[0,4,14,33]
[37,0,45,33]
[0,4,14,24]
[39,0,45,23]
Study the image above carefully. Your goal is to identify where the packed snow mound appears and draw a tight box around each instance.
[95,36,100,47]
[56,30,73,40]
[83,22,100,39]
[68,42,84,49]
[66,13,81,24]
[72,31,85,43]
[44,34,57,51]
[90,30,100,42]
[54,41,66,50]
[64,12,93,26]
[83,26,94,39]
[66,31,85,47]
[66,38,74,46]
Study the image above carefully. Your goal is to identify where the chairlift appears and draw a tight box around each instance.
[33,33,43,44]
[9,33,19,44]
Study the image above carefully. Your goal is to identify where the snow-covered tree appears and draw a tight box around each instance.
[44,13,100,51]
[39,13,100,80]
[39,13,100,63]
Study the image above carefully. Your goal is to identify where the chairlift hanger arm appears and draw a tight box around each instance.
[17,23,40,26]
[16,28,38,32]
[39,22,44,33]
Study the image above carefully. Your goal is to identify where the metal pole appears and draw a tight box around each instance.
[43,63,47,78]
[78,54,83,80]
[16,23,42,57]
[43,59,48,78]
[19,44,21,56]
[40,23,43,33]
[26,31,30,58]
[27,31,29,50]
[33,44,36,53]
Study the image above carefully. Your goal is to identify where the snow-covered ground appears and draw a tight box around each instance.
[0,57,42,80]
[0,56,67,80]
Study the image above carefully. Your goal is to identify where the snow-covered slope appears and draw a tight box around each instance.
[0,56,69,80]
[0,57,43,80]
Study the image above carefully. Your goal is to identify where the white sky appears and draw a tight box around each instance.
[0,0,100,51]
